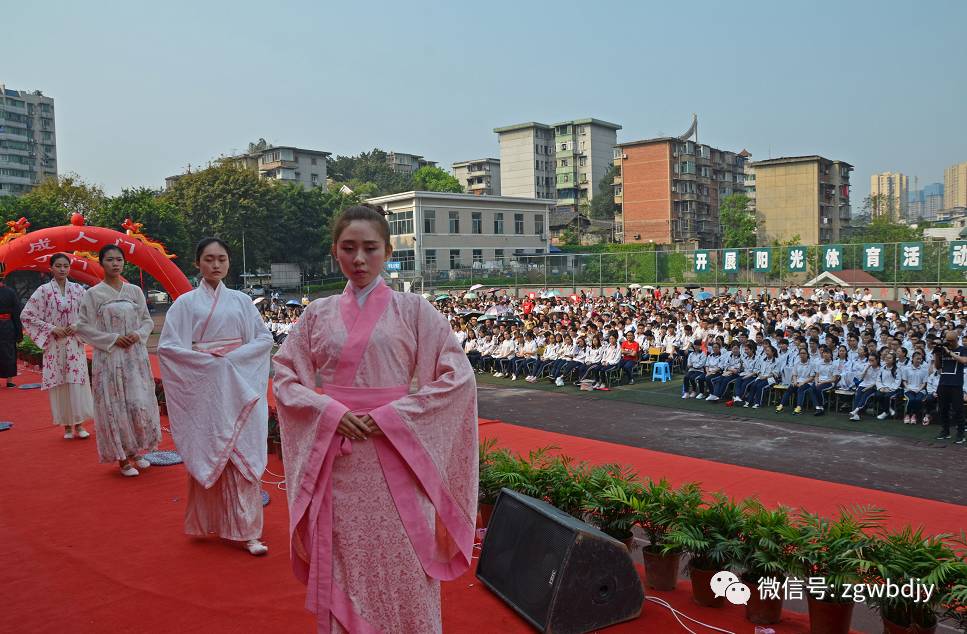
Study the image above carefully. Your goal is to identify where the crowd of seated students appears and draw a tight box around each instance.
[438,284,967,441]
[257,304,302,344]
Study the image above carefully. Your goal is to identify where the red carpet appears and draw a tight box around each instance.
[6,361,958,633]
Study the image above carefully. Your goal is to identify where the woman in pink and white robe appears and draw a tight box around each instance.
[20,253,94,439]
[158,238,273,556]
[273,205,478,634]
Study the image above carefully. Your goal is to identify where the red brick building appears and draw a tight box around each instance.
[614,137,748,249]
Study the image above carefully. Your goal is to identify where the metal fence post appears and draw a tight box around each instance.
[598,253,603,296]
[625,253,629,286]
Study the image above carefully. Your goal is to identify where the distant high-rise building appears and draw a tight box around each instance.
[908,182,944,220]
[227,139,329,189]
[386,151,436,176]
[452,158,500,196]
[869,172,908,221]
[495,118,621,211]
[944,161,967,211]
[751,155,852,245]
[0,84,57,195]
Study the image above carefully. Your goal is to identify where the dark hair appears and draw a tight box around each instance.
[49,253,71,267]
[195,237,231,262]
[98,244,125,264]
[331,204,391,248]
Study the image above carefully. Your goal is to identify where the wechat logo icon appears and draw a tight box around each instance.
[710,570,751,605]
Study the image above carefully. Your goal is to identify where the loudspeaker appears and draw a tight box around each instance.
[476,488,645,634]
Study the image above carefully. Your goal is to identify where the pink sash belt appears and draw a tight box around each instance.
[305,384,407,634]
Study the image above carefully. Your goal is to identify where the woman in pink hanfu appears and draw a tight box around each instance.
[20,253,95,440]
[158,238,273,556]
[273,204,479,634]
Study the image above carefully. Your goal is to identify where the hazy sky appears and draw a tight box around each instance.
[4,0,965,201]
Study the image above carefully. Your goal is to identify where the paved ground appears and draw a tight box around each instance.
[476,377,967,506]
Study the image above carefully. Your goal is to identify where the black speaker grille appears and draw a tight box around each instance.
[478,493,577,629]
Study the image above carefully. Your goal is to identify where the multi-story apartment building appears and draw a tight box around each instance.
[740,150,755,207]
[493,122,557,200]
[869,171,908,220]
[550,118,621,212]
[452,158,500,196]
[386,151,436,176]
[0,84,56,195]
[751,155,852,245]
[944,161,967,211]
[612,137,747,248]
[365,191,552,277]
[168,139,329,190]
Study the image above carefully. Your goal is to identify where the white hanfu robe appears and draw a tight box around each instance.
[76,282,161,462]
[273,278,478,634]
[20,280,94,425]
[158,281,272,540]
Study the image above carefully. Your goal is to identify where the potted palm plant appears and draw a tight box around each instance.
[535,454,593,519]
[584,464,639,550]
[477,439,515,528]
[736,501,798,624]
[781,506,885,634]
[606,478,702,591]
[854,526,963,634]
[665,492,746,607]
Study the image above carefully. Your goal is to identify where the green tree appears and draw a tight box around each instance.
[93,187,192,273]
[844,214,921,244]
[719,194,756,248]
[862,193,899,222]
[161,163,277,282]
[412,166,462,193]
[589,165,619,221]
[326,149,413,197]
[2,174,106,230]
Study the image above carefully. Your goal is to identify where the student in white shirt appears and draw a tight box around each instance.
[697,342,725,399]
[849,354,881,420]
[513,332,540,381]
[921,367,940,426]
[491,334,516,378]
[548,335,576,384]
[579,336,605,383]
[682,340,707,398]
[803,348,840,416]
[874,352,903,420]
[901,351,929,424]
[779,347,815,413]
[592,334,623,390]
[532,335,561,382]
[464,331,482,372]
[744,345,781,408]
[732,343,761,403]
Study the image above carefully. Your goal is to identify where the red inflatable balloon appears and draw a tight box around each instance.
[0,225,191,298]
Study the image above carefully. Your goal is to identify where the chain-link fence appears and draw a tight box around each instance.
[409,241,967,292]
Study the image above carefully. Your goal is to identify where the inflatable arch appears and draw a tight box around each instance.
[0,218,191,298]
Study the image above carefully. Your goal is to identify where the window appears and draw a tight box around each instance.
[424,209,436,233]
[294,172,301,180]
[448,211,460,234]
[534,214,544,235]
[471,212,482,234]
[424,249,437,269]
[535,159,540,169]
[561,159,569,167]
[494,212,504,234]
[388,210,414,235]
[311,157,317,165]
[311,173,319,184]
[472,249,483,265]
[494,249,505,264]
[560,143,568,151]
[579,156,587,167]
[390,249,415,271]
[449,249,461,269]
[514,213,524,235]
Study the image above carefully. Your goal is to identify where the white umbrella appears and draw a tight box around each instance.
[469,284,484,291]
[628,283,641,289]
[252,297,265,305]
[463,292,478,299]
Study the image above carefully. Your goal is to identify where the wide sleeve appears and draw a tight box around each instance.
[76,289,119,352]
[225,295,274,367]
[367,298,478,576]
[273,304,350,496]
[20,287,53,349]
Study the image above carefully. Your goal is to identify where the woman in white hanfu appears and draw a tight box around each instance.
[20,253,95,439]
[76,244,161,477]
[158,238,273,556]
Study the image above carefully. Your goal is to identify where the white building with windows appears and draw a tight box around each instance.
[365,191,553,278]
[0,84,57,195]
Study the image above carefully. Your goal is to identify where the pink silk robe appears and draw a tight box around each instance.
[273,279,478,634]
[20,280,91,391]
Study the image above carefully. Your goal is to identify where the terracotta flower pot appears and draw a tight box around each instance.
[743,577,784,625]
[881,615,937,634]
[806,595,854,634]
[689,565,725,608]
[478,502,494,528]
[641,549,680,591]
